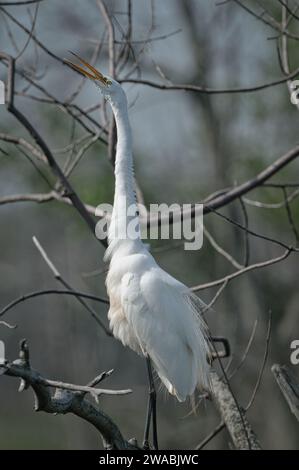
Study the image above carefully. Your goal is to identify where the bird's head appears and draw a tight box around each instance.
[64,52,126,105]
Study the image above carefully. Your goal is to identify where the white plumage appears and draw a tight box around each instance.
[65,53,211,402]
[102,78,211,402]
[106,247,211,401]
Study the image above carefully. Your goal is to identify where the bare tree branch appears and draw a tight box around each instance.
[1,1,298,450]
[32,236,112,335]
[15,0,39,60]
[0,53,102,240]
[97,0,117,164]
[0,192,55,205]
[122,65,299,95]
[192,249,291,292]
[0,320,16,329]
[0,0,43,5]
[232,0,299,40]
[0,132,46,162]
[0,289,109,320]
[245,311,272,410]
[228,319,259,379]
[195,421,225,450]
[210,372,262,449]
[0,341,139,450]
[97,0,115,78]
[272,364,299,422]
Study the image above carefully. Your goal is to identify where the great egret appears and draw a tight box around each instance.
[65,53,211,449]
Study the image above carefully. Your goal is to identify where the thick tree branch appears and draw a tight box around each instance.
[201,145,299,216]
[0,341,138,450]
[210,372,261,450]
[272,364,299,422]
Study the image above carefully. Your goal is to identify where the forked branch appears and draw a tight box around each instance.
[0,340,139,450]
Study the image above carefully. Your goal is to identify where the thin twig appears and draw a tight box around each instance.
[32,236,111,335]
[195,421,225,450]
[0,0,43,5]
[204,227,243,270]
[122,64,299,94]
[15,0,39,60]
[0,320,16,329]
[202,280,229,313]
[97,0,115,78]
[192,249,291,291]
[228,319,259,379]
[0,289,109,319]
[97,0,117,164]
[245,311,272,411]
[0,53,102,241]
[282,187,299,244]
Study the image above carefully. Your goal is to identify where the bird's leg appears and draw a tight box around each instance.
[143,355,158,450]
[143,391,152,450]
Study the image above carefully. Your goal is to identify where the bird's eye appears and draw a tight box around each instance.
[104,78,112,86]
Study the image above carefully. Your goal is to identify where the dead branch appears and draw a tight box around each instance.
[210,372,262,450]
[0,52,101,239]
[272,364,299,422]
[0,340,139,450]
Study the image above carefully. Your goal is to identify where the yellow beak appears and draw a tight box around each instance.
[64,51,110,85]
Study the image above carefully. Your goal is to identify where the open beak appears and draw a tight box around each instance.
[64,51,110,85]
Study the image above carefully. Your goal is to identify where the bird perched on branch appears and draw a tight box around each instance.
[65,52,211,449]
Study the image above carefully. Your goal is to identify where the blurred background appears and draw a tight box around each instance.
[0,0,299,449]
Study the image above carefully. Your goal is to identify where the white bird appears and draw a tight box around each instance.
[65,53,211,448]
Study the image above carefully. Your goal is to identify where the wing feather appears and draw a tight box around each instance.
[121,268,211,401]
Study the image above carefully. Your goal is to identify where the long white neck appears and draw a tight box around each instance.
[107,96,141,255]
